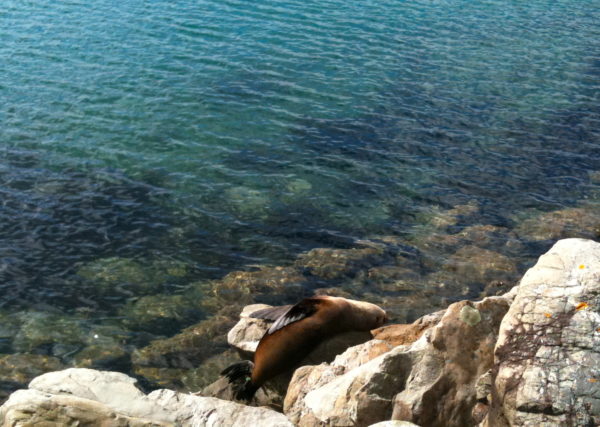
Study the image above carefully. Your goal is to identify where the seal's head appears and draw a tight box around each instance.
[343,298,388,330]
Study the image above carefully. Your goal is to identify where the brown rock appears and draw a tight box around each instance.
[443,245,518,285]
[516,207,600,241]
[295,247,386,280]
[391,296,511,427]
[373,310,444,348]
[0,354,64,405]
[132,306,239,369]
[198,266,306,313]
[282,309,445,426]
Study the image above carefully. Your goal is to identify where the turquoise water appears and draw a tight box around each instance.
[1,0,599,387]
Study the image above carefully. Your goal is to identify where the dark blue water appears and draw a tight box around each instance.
[1,0,599,390]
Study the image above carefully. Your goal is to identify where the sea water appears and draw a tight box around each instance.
[1,0,599,390]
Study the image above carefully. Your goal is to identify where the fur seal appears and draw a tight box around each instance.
[221,295,387,401]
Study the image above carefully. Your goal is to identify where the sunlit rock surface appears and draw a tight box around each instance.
[483,238,600,426]
[0,368,293,427]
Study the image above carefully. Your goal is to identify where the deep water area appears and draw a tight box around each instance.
[1,0,599,398]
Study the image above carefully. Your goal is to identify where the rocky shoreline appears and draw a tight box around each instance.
[2,238,599,426]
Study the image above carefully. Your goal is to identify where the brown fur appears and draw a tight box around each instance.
[251,296,385,386]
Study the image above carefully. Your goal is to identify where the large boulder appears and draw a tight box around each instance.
[483,238,600,426]
[391,297,510,426]
[0,368,293,427]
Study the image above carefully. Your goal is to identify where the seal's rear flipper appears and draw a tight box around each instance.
[221,360,259,401]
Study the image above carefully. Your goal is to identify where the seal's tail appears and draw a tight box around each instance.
[221,360,259,401]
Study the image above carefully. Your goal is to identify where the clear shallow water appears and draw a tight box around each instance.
[1,0,600,388]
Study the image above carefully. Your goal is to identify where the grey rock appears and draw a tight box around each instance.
[149,389,293,426]
[227,303,272,355]
[0,368,293,427]
[483,238,600,426]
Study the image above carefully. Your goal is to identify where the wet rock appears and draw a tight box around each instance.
[12,311,87,355]
[197,266,306,313]
[516,207,600,242]
[72,344,131,371]
[283,296,510,426]
[0,368,294,426]
[483,238,600,426]
[420,202,480,230]
[136,349,241,392]
[132,306,238,370]
[456,224,523,254]
[120,293,203,334]
[363,266,422,294]
[0,354,64,405]
[225,186,272,219]
[77,257,191,296]
[443,245,518,286]
[296,247,387,280]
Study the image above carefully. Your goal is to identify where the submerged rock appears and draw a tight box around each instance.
[135,349,240,392]
[516,207,600,242]
[77,257,191,297]
[455,224,522,253]
[225,186,272,219]
[419,202,480,231]
[197,266,306,313]
[296,247,387,280]
[120,293,203,334]
[483,238,600,426]
[72,344,131,371]
[132,306,238,370]
[0,354,64,405]
[443,245,518,286]
[12,311,87,355]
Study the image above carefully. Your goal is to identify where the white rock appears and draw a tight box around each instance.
[227,304,272,354]
[149,389,293,426]
[484,238,600,426]
[0,368,293,427]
